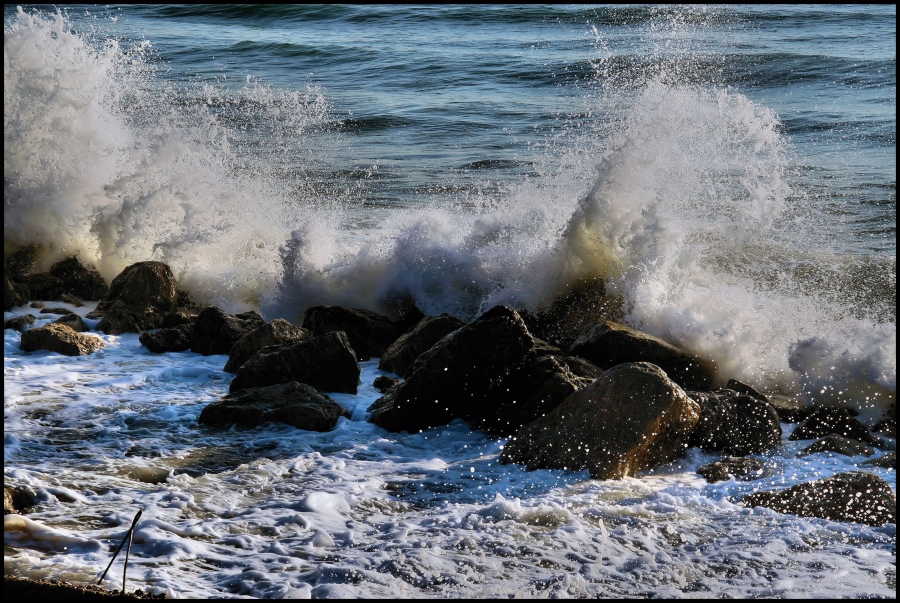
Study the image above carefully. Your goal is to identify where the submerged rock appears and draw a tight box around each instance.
[20,323,104,356]
[224,318,309,373]
[91,261,178,334]
[688,389,782,456]
[378,313,465,377]
[303,305,401,361]
[501,362,700,480]
[190,306,265,356]
[861,452,896,469]
[697,457,767,483]
[4,314,36,332]
[799,435,877,458]
[739,471,896,526]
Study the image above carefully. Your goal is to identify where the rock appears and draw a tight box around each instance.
[799,434,877,458]
[378,313,465,377]
[687,389,782,456]
[52,313,89,333]
[4,277,28,311]
[59,293,83,307]
[861,452,896,469]
[569,320,716,390]
[4,486,36,515]
[500,362,701,480]
[189,306,265,356]
[4,314,36,332]
[725,379,767,401]
[4,245,40,280]
[229,331,360,394]
[302,305,400,361]
[697,457,767,483]
[91,261,178,334]
[872,402,895,439]
[3,576,165,600]
[555,356,606,380]
[789,407,879,445]
[373,375,400,392]
[161,311,197,329]
[39,306,75,315]
[29,301,44,309]
[20,323,104,356]
[739,471,896,526]
[49,256,108,301]
[19,273,65,301]
[223,318,310,373]
[139,324,193,354]
[367,305,533,433]
[199,381,350,431]
[765,393,812,424]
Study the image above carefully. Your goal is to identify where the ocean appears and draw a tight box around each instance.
[3,4,896,598]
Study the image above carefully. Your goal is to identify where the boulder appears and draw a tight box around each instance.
[789,407,879,445]
[198,381,350,431]
[189,307,265,356]
[90,261,178,334]
[872,402,895,439]
[373,375,400,393]
[861,452,896,469]
[229,331,360,394]
[367,306,533,432]
[52,313,89,333]
[3,486,36,515]
[4,314,36,332]
[48,256,108,301]
[302,305,400,361]
[20,323,104,356]
[40,307,75,316]
[500,362,700,480]
[799,435,876,458]
[4,245,40,280]
[139,324,193,354]
[520,338,606,379]
[765,393,812,424]
[4,277,28,311]
[687,389,782,456]
[378,313,465,377]
[59,293,83,307]
[224,318,310,373]
[739,471,896,526]
[569,320,715,390]
[161,311,197,329]
[19,273,64,301]
[29,302,44,309]
[697,457,767,483]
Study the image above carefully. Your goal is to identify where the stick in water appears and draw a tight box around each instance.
[98,509,143,592]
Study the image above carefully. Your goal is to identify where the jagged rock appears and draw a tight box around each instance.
[725,379,767,401]
[799,435,876,458]
[373,375,400,392]
[19,273,64,301]
[740,471,896,526]
[4,314,36,332]
[367,306,533,433]
[697,457,767,483]
[39,307,75,316]
[161,311,197,329]
[555,356,605,380]
[139,324,193,354]
[687,389,782,455]
[91,261,178,334]
[789,407,878,445]
[224,318,310,373]
[52,313,88,333]
[302,305,400,361]
[199,381,350,431]
[3,486,36,515]
[4,278,28,311]
[861,452,896,469]
[765,393,812,424]
[500,362,700,480]
[569,320,716,390]
[189,306,265,356]
[378,313,465,377]
[20,323,104,356]
[48,256,108,301]
[229,331,360,394]
[4,245,40,280]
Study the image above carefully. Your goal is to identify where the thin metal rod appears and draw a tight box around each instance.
[122,526,134,595]
[98,509,143,586]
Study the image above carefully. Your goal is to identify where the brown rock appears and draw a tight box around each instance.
[20,273,65,301]
[49,256,108,301]
[52,313,89,333]
[223,318,310,373]
[92,261,178,334]
[189,306,265,356]
[20,323,104,356]
[687,389,782,455]
[697,457,767,483]
[4,314,36,332]
[378,313,465,377]
[4,277,28,311]
[799,435,876,458]
[139,324,193,354]
[4,486,36,515]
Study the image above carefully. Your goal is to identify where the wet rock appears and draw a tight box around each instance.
[20,273,65,301]
[52,313,89,333]
[29,301,44,309]
[90,261,178,334]
[697,457,767,483]
[367,305,533,432]
[189,306,265,356]
[688,389,782,456]
[39,306,75,316]
[161,310,197,329]
[302,305,400,361]
[4,277,28,311]
[739,471,896,526]
[799,435,877,458]
[49,256,108,301]
[378,313,465,377]
[229,331,360,394]
[20,323,104,356]
[4,245,40,280]
[861,452,896,470]
[501,362,700,480]
[59,293,83,307]
[4,486,36,515]
[373,375,400,392]
[569,320,716,390]
[199,381,350,431]
[4,314,36,332]
[3,576,165,600]
[789,407,879,445]
[139,324,193,354]
[765,393,812,424]
[224,318,310,373]
[872,402,895,439]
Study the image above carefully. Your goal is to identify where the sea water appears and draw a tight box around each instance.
[3,5,895,598]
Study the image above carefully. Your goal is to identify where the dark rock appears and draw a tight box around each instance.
[40,306,75,316]
[20,323,104,356]
[29,301,44,309]
[725,379,767,401]
[302,305,400,361]
[5,277,28,311]
[4,485,36,515]
[872,402,895,439]
[199,381,350,431]
[500,362,700,480]
[739,471,896,526]
[555,356,605,380]
[373,375,400,392]
[139,324,193,354]
[861,452,896,469]
[20,273,65,301]
[531,337,565,358]
[229,331,360,394]
[688,389,782,455]
[3,575,165,600]
[224,318,310,373]
[91,261,178,334]
[161,311,197,329]
[4,245,40,280]
[367,305,533,432]
[569,320,716,390]
[789,407,878,445]
[48,256,108,301]
[381,294,426,335]
[765,394,812,424]
[4,314,36,332]
[378,313,465,377]
[59,293,84,307]
[53,313,89,333]
[189,306,265,356]
[176,289,203,311]
[698,457,767,483]
[800,435,877,458]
